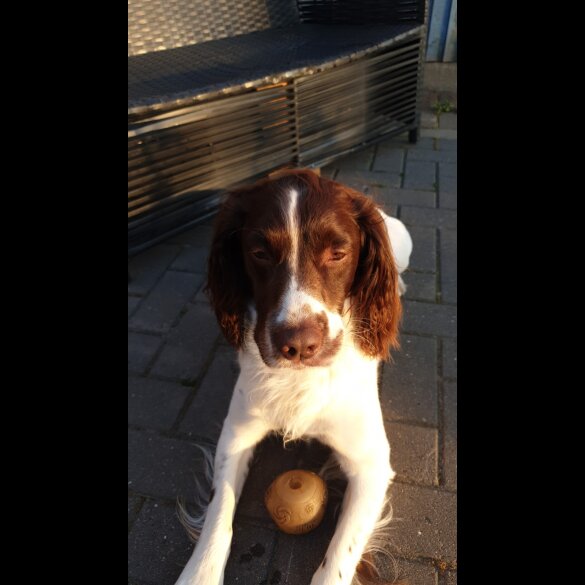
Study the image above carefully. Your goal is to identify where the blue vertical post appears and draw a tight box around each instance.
[443,0,457,62]
[426,0,453,61]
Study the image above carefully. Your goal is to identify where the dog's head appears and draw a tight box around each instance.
[206,169,401,367]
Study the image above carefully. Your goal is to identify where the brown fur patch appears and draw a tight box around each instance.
[206,169,402,362]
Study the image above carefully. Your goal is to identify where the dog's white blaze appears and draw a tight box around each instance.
[276,188,343,337]
[285,187,300,275]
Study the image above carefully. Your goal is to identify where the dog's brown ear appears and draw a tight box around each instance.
[205,192,250,348]
[348,189,402,360]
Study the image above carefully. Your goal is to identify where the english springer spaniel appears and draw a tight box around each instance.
[175,169,413,585]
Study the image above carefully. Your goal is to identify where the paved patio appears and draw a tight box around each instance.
[128,111,457,585]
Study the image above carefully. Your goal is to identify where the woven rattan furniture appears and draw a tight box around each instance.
[128,0,427,255]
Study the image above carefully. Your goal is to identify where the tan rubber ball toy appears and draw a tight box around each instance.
[264,469,328,534]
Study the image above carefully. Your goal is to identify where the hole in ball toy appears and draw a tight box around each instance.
[289,478,302,490]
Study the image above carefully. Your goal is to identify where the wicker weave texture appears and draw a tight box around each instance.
[129,23,420,111]
[128,0,300,56]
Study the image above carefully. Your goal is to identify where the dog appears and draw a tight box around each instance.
[175,169,413,585]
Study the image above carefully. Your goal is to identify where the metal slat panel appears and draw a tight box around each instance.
[296,38,421,166]
[300,118,409,162]
[128,85,290,136]
[297,66,418,112]
[296,59,419,105]
[128,107,294,180]
[129,145,297,230]
[128,83,297,253]
[128,110,293,173]
[299,93,418,144]
[129,135,297,208]
[129,123,294,187]
[129,120,296,195]
[129,98,291,153]
[298,83,418,132]
[294,42,420,93]
[129,134,297,211]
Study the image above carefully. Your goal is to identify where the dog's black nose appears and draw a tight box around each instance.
[272,323,323,362]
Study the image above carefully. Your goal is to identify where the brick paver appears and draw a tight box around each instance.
[129,271,204,333]
[128,114,457,584]
[331,147,376,171]
[378,187,436,208]
[128,332,164,375]
[439,189,457,210]
[335,169,402,192]
[379,557,438,585]
[169,246,209,273]
[178,347,239,443]
[128,429,209,501]
[437,138,457,151]
[404,271,437,302]
[385,421,438,486]
[128,376,191,431]
[402,300,457,338]
[149,303,220,381]
[439,161,456,178]
[421,128,457,140]
[372,146,404,173]
[401,206,457,229]
[387,483,457,563]
[128,495,144,529]
[128,500,193,585]
[223,523,279,585]
[128,244,182,297]
[403,160,437,191]
[442,338,457,379]
[167,224,214,247]
[440,229,457,304]
[381,334,438,425]
[439,113,457,130]
[407,148,456,163]
[405,226,437,272]
[444,381,457,491]
[129,296,141,318]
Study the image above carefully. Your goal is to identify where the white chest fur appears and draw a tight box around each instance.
[235,340,380,444]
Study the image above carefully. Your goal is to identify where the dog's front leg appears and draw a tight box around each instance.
[311,441,394,585]
[175,415,268,585]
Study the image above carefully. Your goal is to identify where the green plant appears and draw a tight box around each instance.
[433,100,454,116]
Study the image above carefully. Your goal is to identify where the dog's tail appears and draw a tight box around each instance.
[176,443,215,542]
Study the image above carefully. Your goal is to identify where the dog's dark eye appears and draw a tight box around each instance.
[326,251,347,263]
[251,249,270,262]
